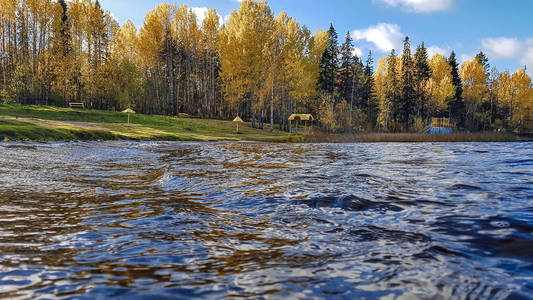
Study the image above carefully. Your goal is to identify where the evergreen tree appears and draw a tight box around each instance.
[448,51,465,126]
[386,49,401,129]
[53,0,72,56]
[360,51,373,109]
[362,51,378,126]
[400,36,416,128]
[413,42,431,118]
[352,56,365,110]
[475,51,490,77]
[338,32,355,103]
[50,0,75,104]
[318,24,339,98]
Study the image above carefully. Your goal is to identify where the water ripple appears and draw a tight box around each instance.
[0,141,532,299]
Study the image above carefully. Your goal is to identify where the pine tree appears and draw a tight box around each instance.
[400,36,415,128]
[475,51,490,77]
[318,24,338,98]
[51,0,75,104]
[386,49,400,129]
[338,32,354,104]
[413,42,431,118]
[352,57,365,109]
[448,51,465,126]
[54,0,72,56]
[363,51,378,126]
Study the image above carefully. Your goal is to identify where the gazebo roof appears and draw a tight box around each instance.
[288,114,314,121]
[122,108,136,114]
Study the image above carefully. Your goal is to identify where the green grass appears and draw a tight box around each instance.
[0,104,522,143]
[0,120,116,141]
[0,104,300,142]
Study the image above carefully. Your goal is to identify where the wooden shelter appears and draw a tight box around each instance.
[288,114,314,134]
[430,117,454,134]
[431,118,452,128]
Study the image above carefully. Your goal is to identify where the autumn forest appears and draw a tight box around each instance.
[1,0,532,133]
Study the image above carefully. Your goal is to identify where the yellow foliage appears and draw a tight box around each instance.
[138,4,175,68]
[461,58,488,105]
[428,55,453,111]
[111,20,138,63]
[219,0,273,104]
[374,56,388,127]
[425,54,455,114]
[511,69,533,127]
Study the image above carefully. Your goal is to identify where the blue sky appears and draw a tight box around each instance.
[99,0,533,75]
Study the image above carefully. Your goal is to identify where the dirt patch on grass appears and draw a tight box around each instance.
[0,116,109,131]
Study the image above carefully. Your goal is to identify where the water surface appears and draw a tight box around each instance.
[0,141,532,299]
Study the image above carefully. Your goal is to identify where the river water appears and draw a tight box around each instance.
[0,141,532,299]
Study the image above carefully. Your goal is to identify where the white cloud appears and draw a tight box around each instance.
[427,45,450,57]
[191,7,222,26]
[481,37,533,74]
[374,0,452,13]
[353,47,363,58]
[351,23,404,53]
[522,39,533,74]
[481,37,523,59]
[108,12,119,23]
[190,7,209,25]
[223,14,231,24]
[459,53,473,63]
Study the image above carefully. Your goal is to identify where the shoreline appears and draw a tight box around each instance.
[303,132,525,143]
[0,104,528,143]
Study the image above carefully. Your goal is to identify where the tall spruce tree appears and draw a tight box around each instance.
[339,32,355,104]
[475,51,490,77]
[318,24,339,99]
[387,49,401,129]
[53,0,72,56]
[352,56,365,110]
[363,51,378,126]
[400,36,416,128]
[413,42,431,118]
[448,51,465,126]
[51,0,75,104]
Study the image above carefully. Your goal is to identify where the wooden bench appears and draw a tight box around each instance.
[290,128,306,134]
[69,102,85,109]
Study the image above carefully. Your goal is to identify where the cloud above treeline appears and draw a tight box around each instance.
[482,37,533,63]
[352,23,404,53]
[374,0,453,13]
[351,23,447,58]
[481,37,533,73]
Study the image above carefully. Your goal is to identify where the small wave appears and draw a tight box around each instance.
[294,194,404,212]
[450,184,483,190]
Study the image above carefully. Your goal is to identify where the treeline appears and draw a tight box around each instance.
[0,0,531,133]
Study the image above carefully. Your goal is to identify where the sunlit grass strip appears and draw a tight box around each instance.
[0,104,297,142]
[0,120,117,142]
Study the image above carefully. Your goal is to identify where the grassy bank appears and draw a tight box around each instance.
[0,119,116,141]
[0,104,300,142]
[304,132,518,143]
[0,104,524,143]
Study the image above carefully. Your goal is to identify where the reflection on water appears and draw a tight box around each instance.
[0,141,532,299]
